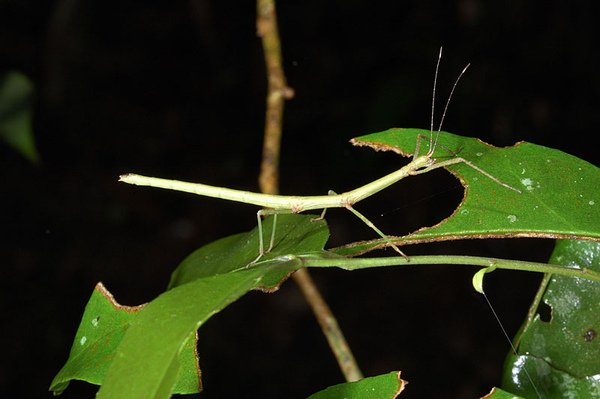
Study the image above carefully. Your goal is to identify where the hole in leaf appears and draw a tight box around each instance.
[537,301,552,322]
[583,329,597,342]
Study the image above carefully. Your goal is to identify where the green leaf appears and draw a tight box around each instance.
[0,71,39,163]
[49,283,200,395]
[480,387,526,399]
[169,213,329,287]
[51,214,327,397]
[338,128,600,255]
[306,371,407,399]
[501,240,600,398]
[95,214,328,399]
[97,262,295,398]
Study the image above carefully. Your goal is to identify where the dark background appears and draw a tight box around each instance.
[2,1,598,398]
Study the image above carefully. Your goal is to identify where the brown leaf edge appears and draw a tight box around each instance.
[95,282,202,393]
[394,371,408,397]
[332,135,599,256]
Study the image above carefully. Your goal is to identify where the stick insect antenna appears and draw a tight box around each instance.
[428,45,471,157]
[431,62,471,155]
[429,47,443,153]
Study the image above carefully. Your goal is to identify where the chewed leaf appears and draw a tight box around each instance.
[339,128,600,255]
[480,387,527,399]
[49,283,201,395]
[95,214,329,399]
[52,214,328,398]
[96,261,304,399]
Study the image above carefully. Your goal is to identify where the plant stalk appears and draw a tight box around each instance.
[296,254,600,282]
[256,0,363,382]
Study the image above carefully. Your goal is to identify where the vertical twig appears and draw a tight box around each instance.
[256,0,363,382]
[511,273,552,348]
[291,267,364,382]
[256,0,293,194]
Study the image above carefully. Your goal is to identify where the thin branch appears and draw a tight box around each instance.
[256,0,293,195]
[256,0,363,382]
[511,272,552,348]
[291,267,364,381]
[295,254,600,282]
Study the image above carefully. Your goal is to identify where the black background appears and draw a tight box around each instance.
[1,1,598,398]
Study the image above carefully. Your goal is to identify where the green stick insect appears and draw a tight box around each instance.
[119,48,520,262]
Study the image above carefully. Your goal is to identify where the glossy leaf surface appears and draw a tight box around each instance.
[501,240,600,398]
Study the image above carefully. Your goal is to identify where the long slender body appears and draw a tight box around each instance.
[120,154,435,260]
[119,154,433,212]
[119,147,518,262]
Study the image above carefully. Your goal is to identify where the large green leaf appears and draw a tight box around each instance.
[501,240,600,398]
[96,262,299,398]
[90,214,327,398]
[0,71,39,163]
[306,371,407,399]
[337,128,600,255]
[52,214,327,397]
[49,283,200,395]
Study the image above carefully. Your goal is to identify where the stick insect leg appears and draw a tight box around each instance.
[311,190,336,222]
[267,213,278,252]
[344,204,409,260]
[311,208,327,222]
[252,210,267,264]
[415,156,522,193]
[252,209,281,265]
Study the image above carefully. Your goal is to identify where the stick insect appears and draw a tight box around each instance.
[119,48,520,263]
